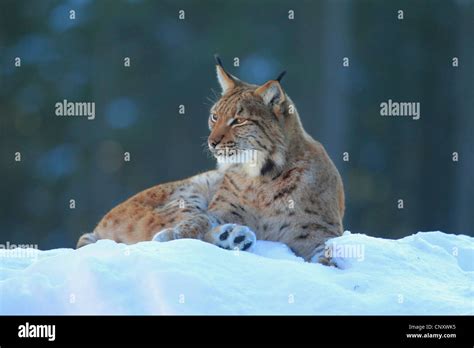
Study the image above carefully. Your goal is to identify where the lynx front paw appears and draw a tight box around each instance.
[208,224,256,251]
[152,228,176,242]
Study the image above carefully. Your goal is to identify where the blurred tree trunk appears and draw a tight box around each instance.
[453,7,474,234]
[319,0,351,165]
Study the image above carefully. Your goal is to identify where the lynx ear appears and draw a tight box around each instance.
[255,80,285,107]
[215,55,236,94]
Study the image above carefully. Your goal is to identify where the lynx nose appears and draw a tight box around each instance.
[209,135,224,148]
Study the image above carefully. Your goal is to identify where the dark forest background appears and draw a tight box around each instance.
[1,0,473,249]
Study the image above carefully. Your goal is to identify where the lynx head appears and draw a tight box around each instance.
[208,55,297,177]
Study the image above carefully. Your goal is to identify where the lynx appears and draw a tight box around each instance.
[77,56,345,262]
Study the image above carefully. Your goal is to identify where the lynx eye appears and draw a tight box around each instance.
[210,113,218,123]
[230,118,248,126]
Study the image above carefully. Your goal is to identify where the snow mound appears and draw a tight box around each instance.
[0,231,473,315]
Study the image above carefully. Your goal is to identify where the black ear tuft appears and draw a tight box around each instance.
[214,54,224,68]
[275,70,287,83]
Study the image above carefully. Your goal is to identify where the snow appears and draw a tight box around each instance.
[0,231,473,315]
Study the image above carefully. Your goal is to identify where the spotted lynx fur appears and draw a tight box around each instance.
[77,56,345,262]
